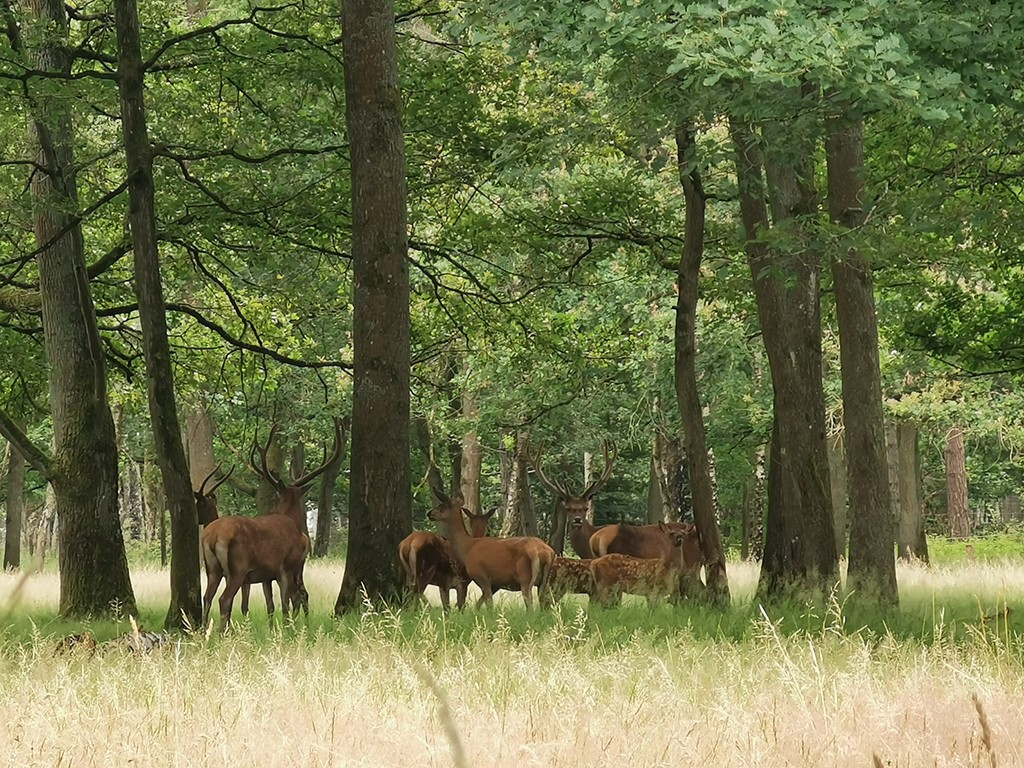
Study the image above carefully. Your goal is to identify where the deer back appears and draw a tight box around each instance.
[590,521,699,564]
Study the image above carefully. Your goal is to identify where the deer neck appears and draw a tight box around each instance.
[443,516,476,562]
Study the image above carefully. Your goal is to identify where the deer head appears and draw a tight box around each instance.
[464,507,496,537]
[250,416,346,525]
[194,464,234,527]
[528,440,617,526]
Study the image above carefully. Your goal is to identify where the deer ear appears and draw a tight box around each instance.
[658,522,667,533]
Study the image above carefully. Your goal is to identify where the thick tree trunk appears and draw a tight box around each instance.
[255,430,285,515]
[827,431,848,559]
[732,117,837,599]
[335,0,411,611]
[115,0,200,627]
[20,0,136,617]
[896,422,928,562]
[827,114,897,603]
[945,425,969,539]
[4,441,25,570]
[673,122,725,601]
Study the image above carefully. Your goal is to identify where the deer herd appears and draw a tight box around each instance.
[196,429,705,629]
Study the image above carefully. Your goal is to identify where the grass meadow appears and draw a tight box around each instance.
[2,549,1024,767]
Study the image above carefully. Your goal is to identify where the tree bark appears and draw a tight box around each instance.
[646,453,663,524]
[945,425,969,539]
[17,0,136,617]
[335,0,411,611]
[731,116,837,599]
[827,113,897,603]
[896,421,928,562]
[827,431,848,559]
[674,122,727,602]
[255,429,285,515]
[460,391,482,515]
[185,405,216,492]
[314,437,344,557]
[4,440,25,570]
[114,0,200,627]
[501,433,538,538]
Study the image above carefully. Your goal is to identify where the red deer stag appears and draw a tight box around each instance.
[590,523,691,607]
[539,556,594,607]
[194,463,305,617]
[200,416,343,629]
[528,440,616,559]
[428,487,555,610]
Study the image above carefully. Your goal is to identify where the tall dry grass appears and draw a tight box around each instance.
[1,559,1022,767]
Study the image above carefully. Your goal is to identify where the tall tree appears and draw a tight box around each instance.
[335,0,411,611]
[673,121,727,604]
[946,425,969,539]
[895,422,928,562]
[3,439,24,570]
[826,113,897,603]
[114,0,202,629]
[0,0,135,617]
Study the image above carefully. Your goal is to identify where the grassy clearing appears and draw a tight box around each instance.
[2,559,1024,767]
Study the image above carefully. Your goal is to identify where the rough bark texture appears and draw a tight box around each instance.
[731,116,837,599]
[827,115,897,603]
[501,433,538,538]
[896,422,929,562]
[185,405,216,492]
[652,421,690,522]
[4,441,25,569]
[827,431,848,559]
[22,0,136,617]
[255,430,285,515]
[335,0,411,611]
[115,0,201,627]
[945,425,969,539]
[673,122,727,603]
[646,454,663,524]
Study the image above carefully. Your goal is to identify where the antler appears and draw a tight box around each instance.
[250,423,287,492]
[292,416,347,489]
[581,440,617,500]
[197,464,234,496]
[526,441,573,500]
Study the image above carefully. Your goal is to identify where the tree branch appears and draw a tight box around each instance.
[0,409,53,480]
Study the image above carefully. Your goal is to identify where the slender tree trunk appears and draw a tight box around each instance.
[17,0,136,617]
[501,433,538,538]
[732,116,837,599]
[335,0,411,611]
[646,453,663,524]
[115,0,200,627]
[827,113,897,603]
[255,430,285,515]
[827,431,848,559]
[946,425,969,539]
[896,422,928,562]
[460,391,482,515]
[314,439,344,557]
[4,440,25,570]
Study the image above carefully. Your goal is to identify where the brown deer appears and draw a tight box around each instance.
[528,440,617,559]
[590,520,703,570]
[590,523,691,607]
[464,507,496,537]
[194,463,304,617]
[200,416,344,629]
[398,531,467,611]
[539,556,594,607]
[428,487,555,610]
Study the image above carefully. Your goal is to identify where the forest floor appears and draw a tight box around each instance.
[2,551,1023,767]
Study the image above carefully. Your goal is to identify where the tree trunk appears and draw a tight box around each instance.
[4,441,25,570]
[827,113,897,603]
[501,433,538,538]
[19,0,136,617]
[314,437,344,557]
[460,392,482,515]
[896,422,928,562]
[185,405,216,492]
[731,116,837,599]
[114,0,200,627]
[289,440,309,536]
[945,425,969,539]
[335,0,411,611]
[646,454,663,524]
[256,430,285,515]
[827,431,848,559]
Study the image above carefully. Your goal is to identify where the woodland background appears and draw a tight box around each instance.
[2,0,1024,618]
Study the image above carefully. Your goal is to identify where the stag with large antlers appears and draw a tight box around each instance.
[529,440,617,558]
[428,487,554,610]
[200,416,344,629]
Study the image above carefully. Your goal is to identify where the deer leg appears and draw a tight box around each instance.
[455,579,469,611]
[263,581,276,618]
[476,580,494,608]
[201,571,222,627]
[438,584,451,612]
[240,583,251,616]
[219,575,246,632]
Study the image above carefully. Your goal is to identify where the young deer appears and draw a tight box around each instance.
[590,523,693,608]
[590,520,703,569]
[528,440,616,559]
[539,556,594,607]
[428,487,555,611]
